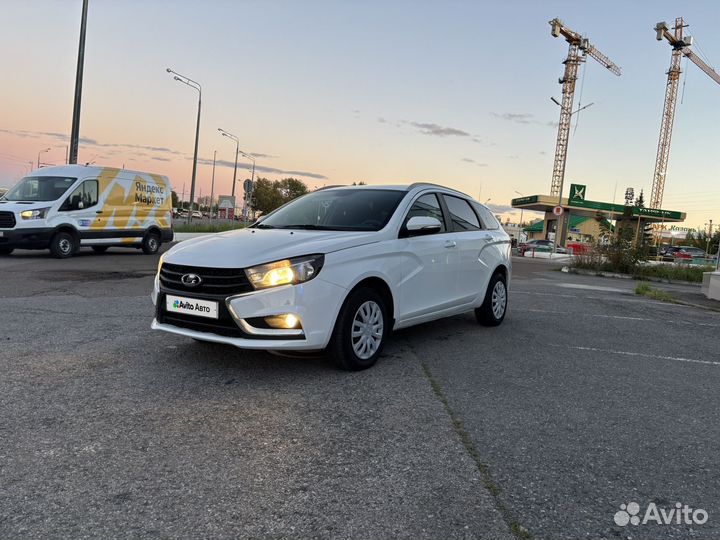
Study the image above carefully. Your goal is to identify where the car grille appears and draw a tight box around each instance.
[0,211,16,228]
[159,262,253,295]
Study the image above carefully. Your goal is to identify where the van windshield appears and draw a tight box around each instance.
[3,176,77,202]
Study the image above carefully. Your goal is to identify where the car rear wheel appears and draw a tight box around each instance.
[91,246,109,253]
[141,232,161,255]
[0,247,13,255]
[49,231,77,259]
[475,272,507,326]
[328,287,388,371]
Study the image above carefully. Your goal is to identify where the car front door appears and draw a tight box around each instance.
[396,192,460,322]
[59,179,102,239]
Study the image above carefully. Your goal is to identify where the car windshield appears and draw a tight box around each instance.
[253,188,406,231]
[3,176,77,202]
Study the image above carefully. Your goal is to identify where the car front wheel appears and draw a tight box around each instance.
[328,287,388,371]
[49,231,77,259]
[475,272,507,326]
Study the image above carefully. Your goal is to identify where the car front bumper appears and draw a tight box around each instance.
[151,274,347,351]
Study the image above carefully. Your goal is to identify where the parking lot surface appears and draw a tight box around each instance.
[1,250,718,539]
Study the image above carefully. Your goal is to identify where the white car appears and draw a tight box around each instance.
[152,183,511,370]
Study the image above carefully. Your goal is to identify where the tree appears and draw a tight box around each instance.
[634,189,645,208]
[171,190,179,209]
[250,177,309,215]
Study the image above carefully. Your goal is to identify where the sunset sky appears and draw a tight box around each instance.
[1,0,719,229]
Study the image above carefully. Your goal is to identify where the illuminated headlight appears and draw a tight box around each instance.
[245,254,324,290]
[20,207,50,220]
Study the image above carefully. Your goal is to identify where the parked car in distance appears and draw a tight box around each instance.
[518,239,567,255]
[674,246,707,261]
[659,245,682,261]
[192,211,203,219]
[152,183,512,370]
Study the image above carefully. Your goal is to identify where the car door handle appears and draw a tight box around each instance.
[95,210,103,214]
[444,240,457,248]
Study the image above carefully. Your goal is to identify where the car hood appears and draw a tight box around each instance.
[0,201,55,212]
[165,228,380,268]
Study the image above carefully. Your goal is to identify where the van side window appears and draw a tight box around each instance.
[61,180,98,211]
[404,193,446,232]
[443,195,481,231]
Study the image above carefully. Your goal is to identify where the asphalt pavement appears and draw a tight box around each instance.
[1,248,718,539]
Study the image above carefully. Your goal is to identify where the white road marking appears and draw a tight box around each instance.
[557,283,630,293]
[512,290,579,299]
[521,308,720,328]
[553,344,720,367]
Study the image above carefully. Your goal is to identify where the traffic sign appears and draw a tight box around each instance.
[553,205,564,216]
[243,179,253,194]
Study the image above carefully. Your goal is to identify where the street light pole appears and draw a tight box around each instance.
[218,128,240,218]
[69,0,89,165]
[167,68,201,225]
[239,149,256,221]
[37,147,51,169]
[210,150,216,223]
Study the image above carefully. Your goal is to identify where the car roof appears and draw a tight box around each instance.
[317,182,473,199]
[27,164,165,179]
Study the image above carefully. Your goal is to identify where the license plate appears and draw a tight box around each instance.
[165,294,218,319]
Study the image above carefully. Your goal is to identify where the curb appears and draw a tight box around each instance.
[563,266,701,286]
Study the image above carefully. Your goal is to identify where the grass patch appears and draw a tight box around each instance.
[173,222,247,233]
[420,362,532,539]
[635,282,675,302]
[632,263,713,283]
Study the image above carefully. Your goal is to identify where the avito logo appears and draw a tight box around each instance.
[614,501,708,527]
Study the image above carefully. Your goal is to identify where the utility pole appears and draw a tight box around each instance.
[210,150,216,223]
[69,0,89,165]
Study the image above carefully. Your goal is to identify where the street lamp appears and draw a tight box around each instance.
[238,149,256,221]
[218,128,240,205]
[167,68,201,224]
[37,147,51,169]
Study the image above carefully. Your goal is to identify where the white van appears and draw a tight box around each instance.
[0,165,173,258]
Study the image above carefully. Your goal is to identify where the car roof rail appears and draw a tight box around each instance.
[407,182,470,198]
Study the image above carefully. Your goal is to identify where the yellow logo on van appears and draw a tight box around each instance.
[91,168,171,230]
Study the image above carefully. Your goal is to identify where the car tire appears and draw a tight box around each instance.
[475,271,507,327]
[328,287,389,371]
[141,232,161,255]
[0,247,13,255]
[49,231,77,259]
[91,246,109,253]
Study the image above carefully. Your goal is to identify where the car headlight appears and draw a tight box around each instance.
[245,254,324,290]
[20,207,50,220]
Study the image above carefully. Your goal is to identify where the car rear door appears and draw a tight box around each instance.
[396,192,460,321]
[440,195,490,304]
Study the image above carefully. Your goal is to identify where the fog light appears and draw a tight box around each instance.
[264,313,301,329]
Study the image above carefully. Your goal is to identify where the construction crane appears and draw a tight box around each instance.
[650,18,720,209]
[548,18,621,199]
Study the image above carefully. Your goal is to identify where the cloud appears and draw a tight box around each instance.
[194,156,327,180]
[407,122,470,137]
[461,157,489,167]
[491,112,533,124]
[151,156,171,162]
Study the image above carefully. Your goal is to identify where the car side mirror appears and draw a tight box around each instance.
[77,201,84,210]
[405,216,442,237]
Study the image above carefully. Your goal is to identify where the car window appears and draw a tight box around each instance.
[62,179,98,211]
[443,195,481,231]
[404,193,446,232]
[473,202,501,230]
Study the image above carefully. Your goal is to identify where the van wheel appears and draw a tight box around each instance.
[327,287,388,371]
[0,247,13,255]
[91,246,109,253]
[142,232,161,255]
[475,272,507,326]
[49,231,77,259]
